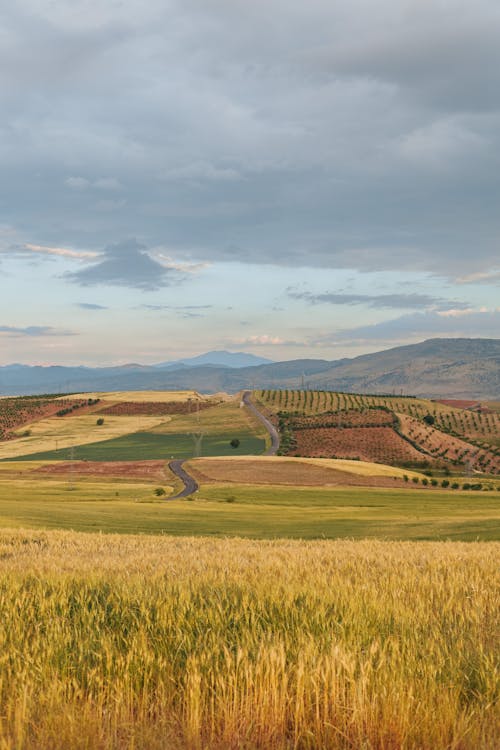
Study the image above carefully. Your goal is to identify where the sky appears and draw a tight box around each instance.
[1,0,499,366]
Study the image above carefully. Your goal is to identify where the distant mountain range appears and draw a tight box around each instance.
[0,339,499,399]
[155,350,273,369]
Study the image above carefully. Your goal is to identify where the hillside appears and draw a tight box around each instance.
[256,389,500,475]
[0,339,498,398]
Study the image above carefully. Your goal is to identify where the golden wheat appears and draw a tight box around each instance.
[0,530,497,749]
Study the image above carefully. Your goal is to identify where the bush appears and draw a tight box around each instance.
[451,482,459,489]
[421,478,429,486]
[230,438,240,449]
[462,483,471,491]
[96,418,104,426]
[431,479,438,487]
[441,479,450,488]
[154,488,166,497]
[423,414,435,426]
[403,474,409,482]
[412,477,419,484]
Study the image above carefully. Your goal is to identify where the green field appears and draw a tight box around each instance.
[0,472,498,539]
[9,430,266,461]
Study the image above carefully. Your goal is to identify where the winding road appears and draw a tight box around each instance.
[166,392,280,499]
[242,391,280,455]
[167,459,199,499]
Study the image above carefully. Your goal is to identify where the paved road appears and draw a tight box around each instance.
[242,391,280,455]
[167,459,199,499]
[166,394,279,498]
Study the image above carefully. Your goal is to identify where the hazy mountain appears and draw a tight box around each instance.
[0,339,498,399]
[156,351,273,369]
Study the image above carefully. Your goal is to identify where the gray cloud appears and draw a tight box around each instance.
[0,325,75,337]
[328,309,500,344]
[1,1,500,277]
[76,302,108,310]
[65,239,183,290]
[288,290,470,311]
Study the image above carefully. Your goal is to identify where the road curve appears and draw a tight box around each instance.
[167,459,199,499]
[242,391,280,455]
[166,393,279,498]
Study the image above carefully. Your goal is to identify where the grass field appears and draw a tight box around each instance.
[0,462,498,538]
[3,396,269,462]
[0,530,497,749]
[10,430,266,462]
[0,414,167,459]
[60,389,207,402]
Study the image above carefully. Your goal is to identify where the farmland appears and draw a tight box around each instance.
[0,388,499,748]
[257,389,500,474]
[1,394,268,462]
[0,530,497,749]
[0,457,499,539]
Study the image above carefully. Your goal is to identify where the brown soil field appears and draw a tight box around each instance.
[291,426,427,464]
[434,399,482,410]
[33,460,173,482]
[0,399,94,440]
[188,457,410,488]
[97,401,217,416]
[289,409,394,429]
[398,414,500,474]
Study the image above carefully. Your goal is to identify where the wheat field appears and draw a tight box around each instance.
[0,530,497,749]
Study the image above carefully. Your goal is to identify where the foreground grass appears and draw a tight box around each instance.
[0,530,497,749]
[0,471,499,538]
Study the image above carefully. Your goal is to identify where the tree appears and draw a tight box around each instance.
[230,438,240,449]
[423,414,435,426]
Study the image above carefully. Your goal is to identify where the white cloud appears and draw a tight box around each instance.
[24,243,98,260]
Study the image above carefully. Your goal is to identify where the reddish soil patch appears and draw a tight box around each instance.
[33,460,172,482]
[189,459,408,489]
[398,414,500,474]
[97,401,216,416]
[290,426,427,465]
[435,399,482,410]
[0,399,94,441]
[291,409,394,429]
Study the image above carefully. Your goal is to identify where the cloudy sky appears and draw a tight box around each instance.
[1,0,499,365]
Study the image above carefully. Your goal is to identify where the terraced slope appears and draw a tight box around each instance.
[256,390,500,474]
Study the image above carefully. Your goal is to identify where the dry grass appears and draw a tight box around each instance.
[0,415,167,459]
[63,390,207,402]
[189,454,425,481]
[187,455,428,489]
[0,529,497,749]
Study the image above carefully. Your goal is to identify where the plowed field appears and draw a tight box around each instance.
[33,460,172,482]
[292,426,426,464]
[188,457,413,488]
[97,401,216,416]
[398,414,500,474]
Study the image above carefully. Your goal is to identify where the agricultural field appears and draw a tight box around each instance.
[0,393,268,462]
[64,389,207,402]
[0,457,499,539]
[0,530,497,749]
[257,389,500,474]
[0,395,95,440]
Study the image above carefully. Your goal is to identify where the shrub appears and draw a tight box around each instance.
[422,478,429,486]
[431,479,438,487]
[154,488,166,497]
[412,477,419,484]
[96,418,104,426]
[441,479,450,488]
[451,482,459,489]
[230,438,240,449]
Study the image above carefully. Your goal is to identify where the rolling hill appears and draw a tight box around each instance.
[0,338,498,398]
